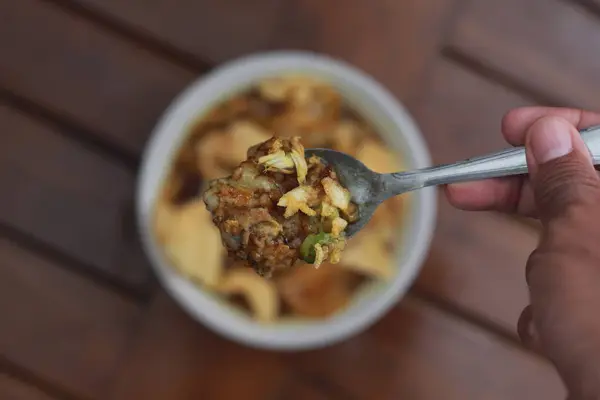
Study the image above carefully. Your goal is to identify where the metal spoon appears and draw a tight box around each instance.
[306,125,600,238]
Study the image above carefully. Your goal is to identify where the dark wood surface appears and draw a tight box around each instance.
[3,0,598,398]
[0,373,57,400]
[449,0,600,109]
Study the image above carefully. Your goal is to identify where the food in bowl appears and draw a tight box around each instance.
[202,136,358,278]
[152,74,407,323]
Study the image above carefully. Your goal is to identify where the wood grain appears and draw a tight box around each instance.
[412,59,538,332]
[0,0,196,155]
[67,0,455,104]
[0,373,56,400]
[290,298,565,399]
[418,198,537,332]
[269,377,334,400]
[413,58,533,164]
[0,103,151,289]
[110,292,338,400]
[110,292,565,400]
[450,0,600,110]
[70,0,284,63]
[0,237,141,400]
[580,0,600,9]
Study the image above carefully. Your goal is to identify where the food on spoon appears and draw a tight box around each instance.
[202,136,358,278]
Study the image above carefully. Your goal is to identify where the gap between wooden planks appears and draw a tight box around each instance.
[449,0,600,110]
[0,103,152,292]
[53,0,456,106]
[0,235,142,400]
[0,0,198,156]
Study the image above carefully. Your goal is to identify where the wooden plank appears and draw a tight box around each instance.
[585,0,600,8]
[449,0,600,110]
[67,0,455,103]
[0,0,196,155]
[0,373,56,400]
[583,0,600,9]
[110,292,565,399]
[418,198,537,331]
[0,237,141,400]
[0,104,151,290]
[413,58,532,164]
[269,378,333,400]
[293,297,565,399]
[412,59,538,332]
[110,292,339,400]
[70,0,284,63]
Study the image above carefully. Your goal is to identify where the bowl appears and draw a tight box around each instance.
[136,50,437,350]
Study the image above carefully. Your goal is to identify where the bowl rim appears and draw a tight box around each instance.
[136,50,437,350]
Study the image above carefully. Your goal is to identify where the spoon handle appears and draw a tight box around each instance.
[391,125,600,190]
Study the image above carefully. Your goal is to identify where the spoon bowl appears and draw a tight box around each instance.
[305,148,388,238]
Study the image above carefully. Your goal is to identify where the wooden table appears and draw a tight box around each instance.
[2,0,599,398]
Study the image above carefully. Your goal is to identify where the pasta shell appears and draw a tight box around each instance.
[218,267,279,322]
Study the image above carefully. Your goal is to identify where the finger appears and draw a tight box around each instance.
[446,169,600,214]
[525,116,600,222]
[445,177,537,216]
[502,107,600,146]
[446,107,600,214]
[448,109,600,214]
[517,305,542,352]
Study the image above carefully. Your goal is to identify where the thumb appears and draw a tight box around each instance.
[525,116,600,223]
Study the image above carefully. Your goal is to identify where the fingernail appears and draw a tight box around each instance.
[528,117,573,164]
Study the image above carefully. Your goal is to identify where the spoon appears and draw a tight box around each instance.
[306,125,600,238]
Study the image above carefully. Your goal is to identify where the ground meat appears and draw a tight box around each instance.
[203,136,356,277]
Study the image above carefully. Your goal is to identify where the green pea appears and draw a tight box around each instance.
[300,232,331,263]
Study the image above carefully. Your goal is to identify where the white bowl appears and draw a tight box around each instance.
[136,51,437,350]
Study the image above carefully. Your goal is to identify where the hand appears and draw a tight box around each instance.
[445,107,600,399]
